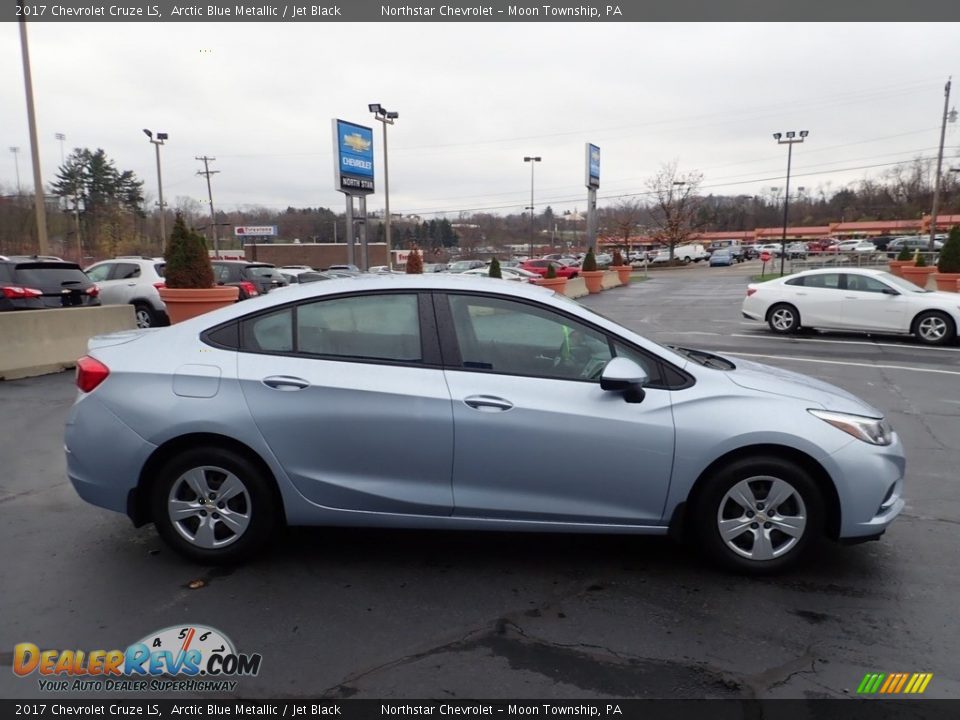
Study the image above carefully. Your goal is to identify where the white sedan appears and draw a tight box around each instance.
[742,268,960,346]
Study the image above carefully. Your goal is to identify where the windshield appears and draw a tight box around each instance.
[246,266,285,279]
[878,271,932,294]
[14,264,90,289]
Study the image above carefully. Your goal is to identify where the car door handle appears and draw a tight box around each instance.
[463,395,514,412]
[844,296,857,300]
[262,375,310,391]
[795,292,807,296]
[126,283,137,287]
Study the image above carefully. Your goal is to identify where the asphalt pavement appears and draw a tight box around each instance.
[1,261,958,700]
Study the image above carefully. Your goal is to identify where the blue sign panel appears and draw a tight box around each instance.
[333,119,375,194]
[586,143,600,189]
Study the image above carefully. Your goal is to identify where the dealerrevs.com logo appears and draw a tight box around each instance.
[13,625,262,692]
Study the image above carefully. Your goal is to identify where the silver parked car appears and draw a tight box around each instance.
[66,275,904,572]
[84,257,168,328]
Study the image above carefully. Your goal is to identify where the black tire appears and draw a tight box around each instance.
[150,447,278,564]
[767,303,800,334]
[133,302,158,329]
[912,310,956,346]
[693,456,824,574]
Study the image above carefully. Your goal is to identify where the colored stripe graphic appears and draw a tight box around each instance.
[857,672,932,694]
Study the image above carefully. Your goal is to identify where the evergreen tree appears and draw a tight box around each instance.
[164,213,215,288]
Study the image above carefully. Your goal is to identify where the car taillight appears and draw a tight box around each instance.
[85,284,99,297]
[153,281,166,290]
[746,287,757,296]
[240,281,258,297]
[76,356,110,393]
[2,285,43,299]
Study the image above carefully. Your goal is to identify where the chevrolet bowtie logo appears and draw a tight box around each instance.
[343,133,371,153]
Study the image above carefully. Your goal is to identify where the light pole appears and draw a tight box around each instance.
[772,130,809,275]
[524,156,541,257]
[9,147,21,193]
[369,104,398,269]
[143,129,168,243]
[928,78,956,250]
[55,132,65,165]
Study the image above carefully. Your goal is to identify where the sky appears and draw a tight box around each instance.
[1,22,958,220]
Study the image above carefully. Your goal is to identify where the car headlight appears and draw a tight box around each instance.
[808,409,893,446]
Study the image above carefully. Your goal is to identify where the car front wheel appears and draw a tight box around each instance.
[151,447,278,564]
[695,457,823,573]
[913,311,956,346]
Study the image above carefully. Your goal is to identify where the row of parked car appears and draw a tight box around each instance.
[0,254,366,329]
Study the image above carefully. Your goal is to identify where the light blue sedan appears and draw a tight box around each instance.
[66,274,905,573]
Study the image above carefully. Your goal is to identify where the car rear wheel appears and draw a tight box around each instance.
[133,302,158,329]
[767,303,800,334]
[695,457,823,573]
[913,311,956,346]
[151,447,278,564]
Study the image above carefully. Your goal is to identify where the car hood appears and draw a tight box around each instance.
[721,356,883,417]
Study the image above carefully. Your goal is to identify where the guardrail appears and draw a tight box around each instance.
[789,251,940,272]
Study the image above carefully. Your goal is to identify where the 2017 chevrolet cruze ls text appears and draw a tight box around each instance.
[66,275,905,573]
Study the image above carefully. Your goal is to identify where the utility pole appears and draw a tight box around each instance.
[18,9,49,254]
[928,77,956,251]
[196,156,221,258]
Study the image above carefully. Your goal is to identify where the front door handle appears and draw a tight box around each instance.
[463,395,514,412]
[262,375,310,391]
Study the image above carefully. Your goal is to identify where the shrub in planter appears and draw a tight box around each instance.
[582,248,598,272]
[158,213,238,323]
[405,247,423,274]
[581,247,604,294]
[165,213,214,289]
[488,257,502,278]
[901,248,936,289]
[888,242,916,277]
[933,226,960,291]
[610,248,631,284]
[535,261,567,293]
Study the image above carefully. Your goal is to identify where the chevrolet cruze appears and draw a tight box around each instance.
[66,275,905,572]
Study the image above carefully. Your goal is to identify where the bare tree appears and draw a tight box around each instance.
[609,198,645,249]
[645,160,704,261]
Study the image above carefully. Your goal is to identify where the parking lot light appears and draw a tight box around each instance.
[144,129,169,242]
[773,130,809,275]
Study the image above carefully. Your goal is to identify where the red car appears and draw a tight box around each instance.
[519,259,580,279]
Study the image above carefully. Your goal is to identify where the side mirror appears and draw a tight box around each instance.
[881,288,899,296]
[601,357,649,403]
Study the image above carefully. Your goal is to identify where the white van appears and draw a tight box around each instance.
[672,243,709,263]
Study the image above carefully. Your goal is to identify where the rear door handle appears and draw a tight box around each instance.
[464,395,514,412]
[262,375,310,391]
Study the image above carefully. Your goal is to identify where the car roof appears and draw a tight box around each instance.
[788,267,889,279]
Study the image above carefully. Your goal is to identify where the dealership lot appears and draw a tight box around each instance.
[1,264,958,700]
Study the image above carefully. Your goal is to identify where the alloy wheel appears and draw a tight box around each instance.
[770,308,796,332]
[917,315,947,343]
[167,466,251,549]
[716,476,807,561]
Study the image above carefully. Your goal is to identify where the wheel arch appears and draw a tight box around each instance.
[670,443,841,542]
[129,432,285,527]
[765,301,800,323]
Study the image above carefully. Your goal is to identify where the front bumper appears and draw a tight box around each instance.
[828,433,906,539]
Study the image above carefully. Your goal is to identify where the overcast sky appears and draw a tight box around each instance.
[1,22,957,219]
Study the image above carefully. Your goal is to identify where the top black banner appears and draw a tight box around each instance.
[5,0,960,22]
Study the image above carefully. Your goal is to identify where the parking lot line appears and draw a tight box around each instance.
[723,352,960,376]
[730,333,960,354]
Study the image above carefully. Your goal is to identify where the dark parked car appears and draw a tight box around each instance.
[211,261,289,299]
[0,256,100,311]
